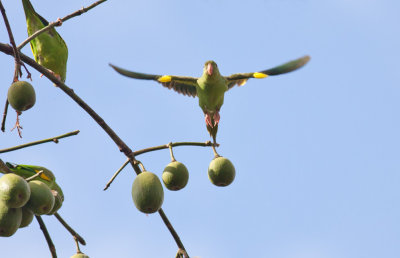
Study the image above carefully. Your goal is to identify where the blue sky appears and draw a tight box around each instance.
[1,0,400,257]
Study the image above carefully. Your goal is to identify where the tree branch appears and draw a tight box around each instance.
[104,158,129,190]
[0,42,189,257]
[54,212,86,246]
[0,130,80,153]
[0,0,23,132]
[1,98,9,132]
[0,0,21,80]
[17,0,108,50]
[134,141,214,156]
[36,215,57,258]
[104,141,214,190]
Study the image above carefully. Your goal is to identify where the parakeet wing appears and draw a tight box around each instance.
[225,55,310,89]
[110,64,198,97]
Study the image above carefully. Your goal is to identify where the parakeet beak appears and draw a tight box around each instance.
[207,63,213,76]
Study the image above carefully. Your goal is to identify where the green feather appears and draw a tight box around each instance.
[22,0,68,82]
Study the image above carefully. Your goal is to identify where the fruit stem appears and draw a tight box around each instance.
[74,236,82,253]
[168,142,177,162]
[176,248,189,258]
[211,144,220,158]
[136,160,146,172]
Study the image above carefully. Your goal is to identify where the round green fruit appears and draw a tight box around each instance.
[26,180,55,215]
[208,157,236,187]
[132,171,164,214]
[162,161,189,191]
[70,252,89,258]
[47,182,64,215]
[0,173,31,208]
[0,201,22,237]
[7,81,36,112]
[19,206,34,228]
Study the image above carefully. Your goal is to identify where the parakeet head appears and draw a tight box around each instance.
[203,61,220,78]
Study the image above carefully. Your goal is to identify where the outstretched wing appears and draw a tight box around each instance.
[225,55,310,89]
[110,64,198,97]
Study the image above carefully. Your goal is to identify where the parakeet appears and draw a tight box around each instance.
[22,0,68,82]
[110,55,310,143]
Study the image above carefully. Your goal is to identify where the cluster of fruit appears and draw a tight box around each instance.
[132,156,235,214]
[0,164,63,237]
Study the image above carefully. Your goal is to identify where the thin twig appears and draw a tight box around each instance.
[25,170,43,181]
[104,158,129,190]
[134,141,214,156]
[0,0,23,132]
[1,98,9,132]
[0,0,21,80]
[35,215,57,258]
[0,130,80,153]
[0,42,189,257]
[54,212,86,245]
[0,43,135,157]
[105,140,214,189]
[0,159,13,174]
[18,0,107,50]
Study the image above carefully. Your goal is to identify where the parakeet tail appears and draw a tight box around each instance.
[22,0,49,26]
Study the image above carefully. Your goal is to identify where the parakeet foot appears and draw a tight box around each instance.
[213,111,220,127]
[11,112,23,138]
[56,18,63,26]
[205,113,213,127]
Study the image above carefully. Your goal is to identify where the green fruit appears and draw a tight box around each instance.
[208,157,236,187]
[0,201,22,237]
[132,171,164,214]
[7,81,36,112]
[51,182,64,202]
[0,173,31,208]
[162,161,189,191]
[70,252,89,258]
[26,180,55,215]
[47,192,62,215]
[47,182,64,215]
[19,206,34,228]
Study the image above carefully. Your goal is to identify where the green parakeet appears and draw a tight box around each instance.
[110,55,310,143]
[22,0,68,82]
[1,163,56,186]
